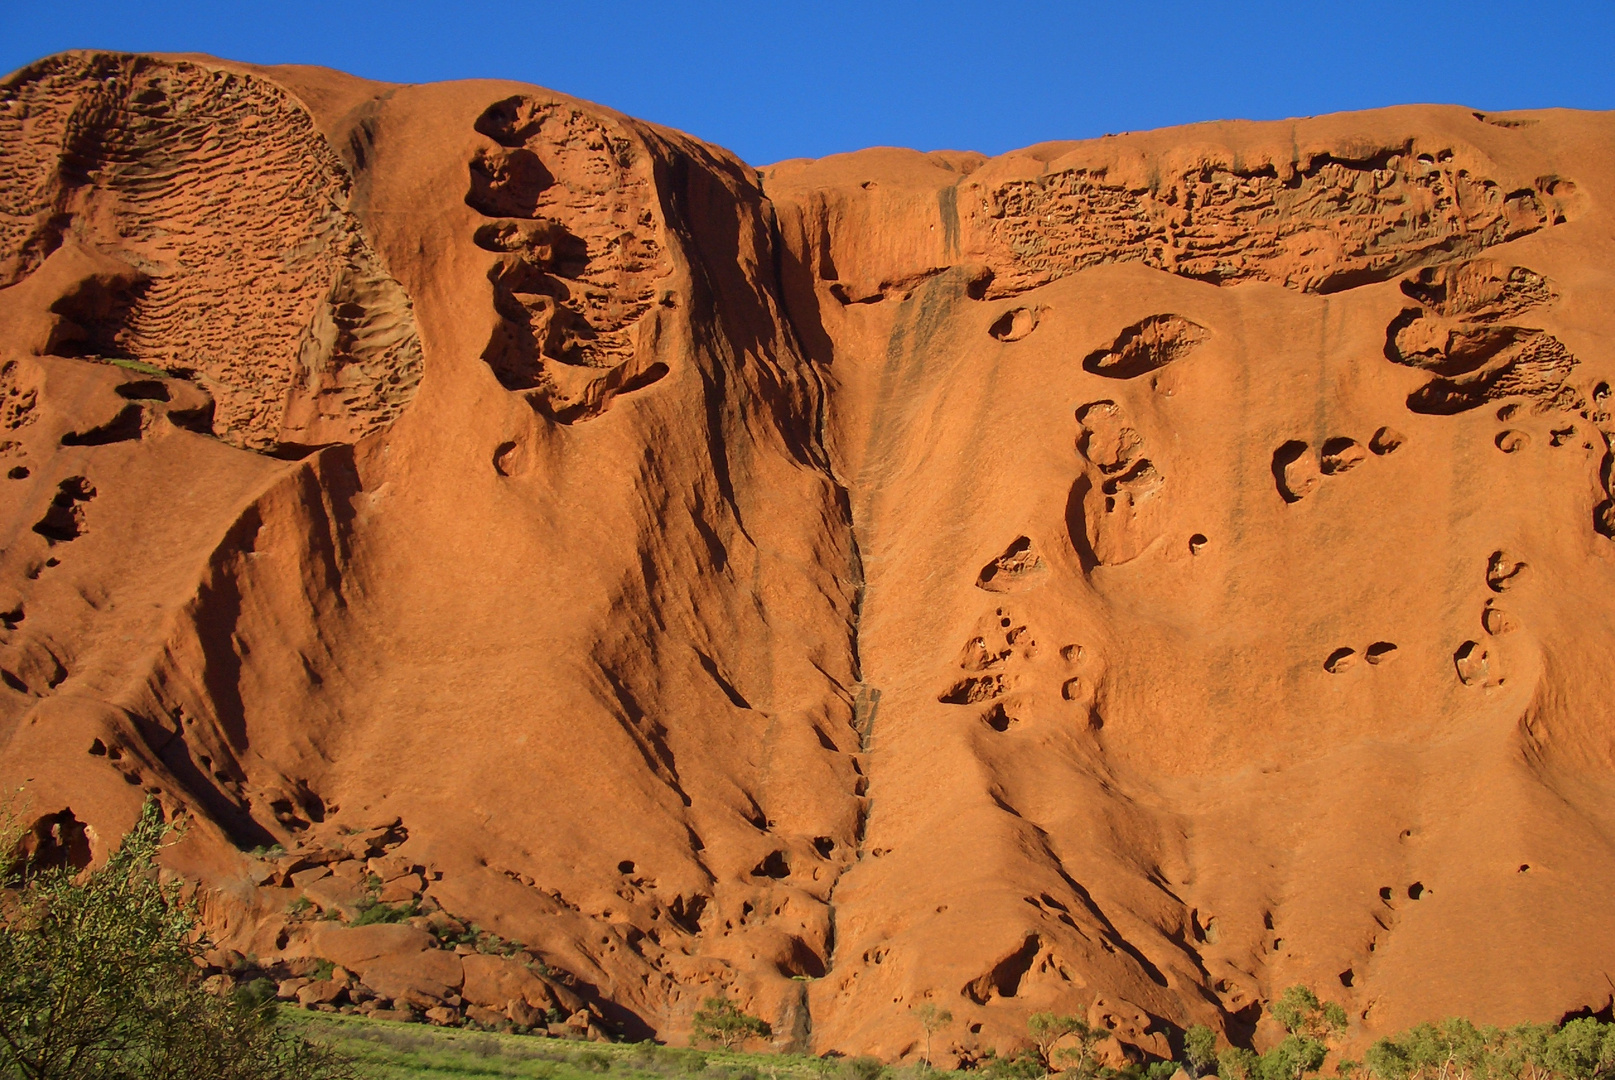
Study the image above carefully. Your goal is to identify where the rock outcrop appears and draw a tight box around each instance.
[2,51,1614,1064]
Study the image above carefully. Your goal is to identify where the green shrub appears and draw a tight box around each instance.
[1544,1018,1615,1080]
[977,1050,1042,1080]
[832,1057,882,1080]
[574,1049,612,1071]
[1218,1046,1261,1080]
[1027,1011,1103,1077]
[351,899,417,926]
[1363,1016,1615,1080]
[1177,989,1615,1080]
[0,799,353,1080]
[235,978,280,1010]
[1184,1024,1218,1078]
[1193,986,1346,1080]
[691,993,771,1051]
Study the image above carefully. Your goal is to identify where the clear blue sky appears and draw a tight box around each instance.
[5,1,1612,166]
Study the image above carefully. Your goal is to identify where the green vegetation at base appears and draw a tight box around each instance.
[0,800,350,1080]
[966,1009,1176,1080]
[1184,985,1615,1080]
[6,794,1614,1080]
[1362,1017,1615,1080]
[284,1012,855,1080]
[691,995,772,1052]
[283,983,1615,1080]
[1210,986,1348,1080]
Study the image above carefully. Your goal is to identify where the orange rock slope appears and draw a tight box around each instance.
[3,49,1615,1062]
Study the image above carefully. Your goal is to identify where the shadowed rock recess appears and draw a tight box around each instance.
[2,50,1614,1062]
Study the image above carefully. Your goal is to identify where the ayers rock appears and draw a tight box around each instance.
[3,48,1615,1062]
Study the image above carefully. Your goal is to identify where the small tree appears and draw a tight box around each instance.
[1184,1024,1219,1078]
[1260,986,1348,1080]
[913,1002,954,1068]
[0,799,353,1080]
[1544,1018,1615,1080]
[1219,1046,1260,1080]
[1029,1011,1104,1077]
[1270,986,1348,1045]
[1029,1012,1086,1069]
[692,991,772,1051]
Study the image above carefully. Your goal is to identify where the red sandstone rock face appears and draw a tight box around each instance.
[2,50,1615,1063]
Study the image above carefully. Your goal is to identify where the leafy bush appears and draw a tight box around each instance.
[351,899,417,926]
[1363,1016,1615,1080]
[236,978,280,1010]
[1174,987,1615,1080]
[691,993,772,1051]
[1184,1024,1218,1078]
[1026,1012,1105,1077]
[0,799,353,1080]
[624,1043,714,1075]
[1218,1045,1262,1080]
[977,1049,1043,1080]
[1192,986,1346,1080]
[839,1056,887,1080]
[1545,1019,1615,1080]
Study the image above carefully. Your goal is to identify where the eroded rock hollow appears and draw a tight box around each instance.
[2,51,1613,1061]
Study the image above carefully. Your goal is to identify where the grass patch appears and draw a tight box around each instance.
[100,357,174,378]
[280,1010,934,1080]
[353,899,420,926]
